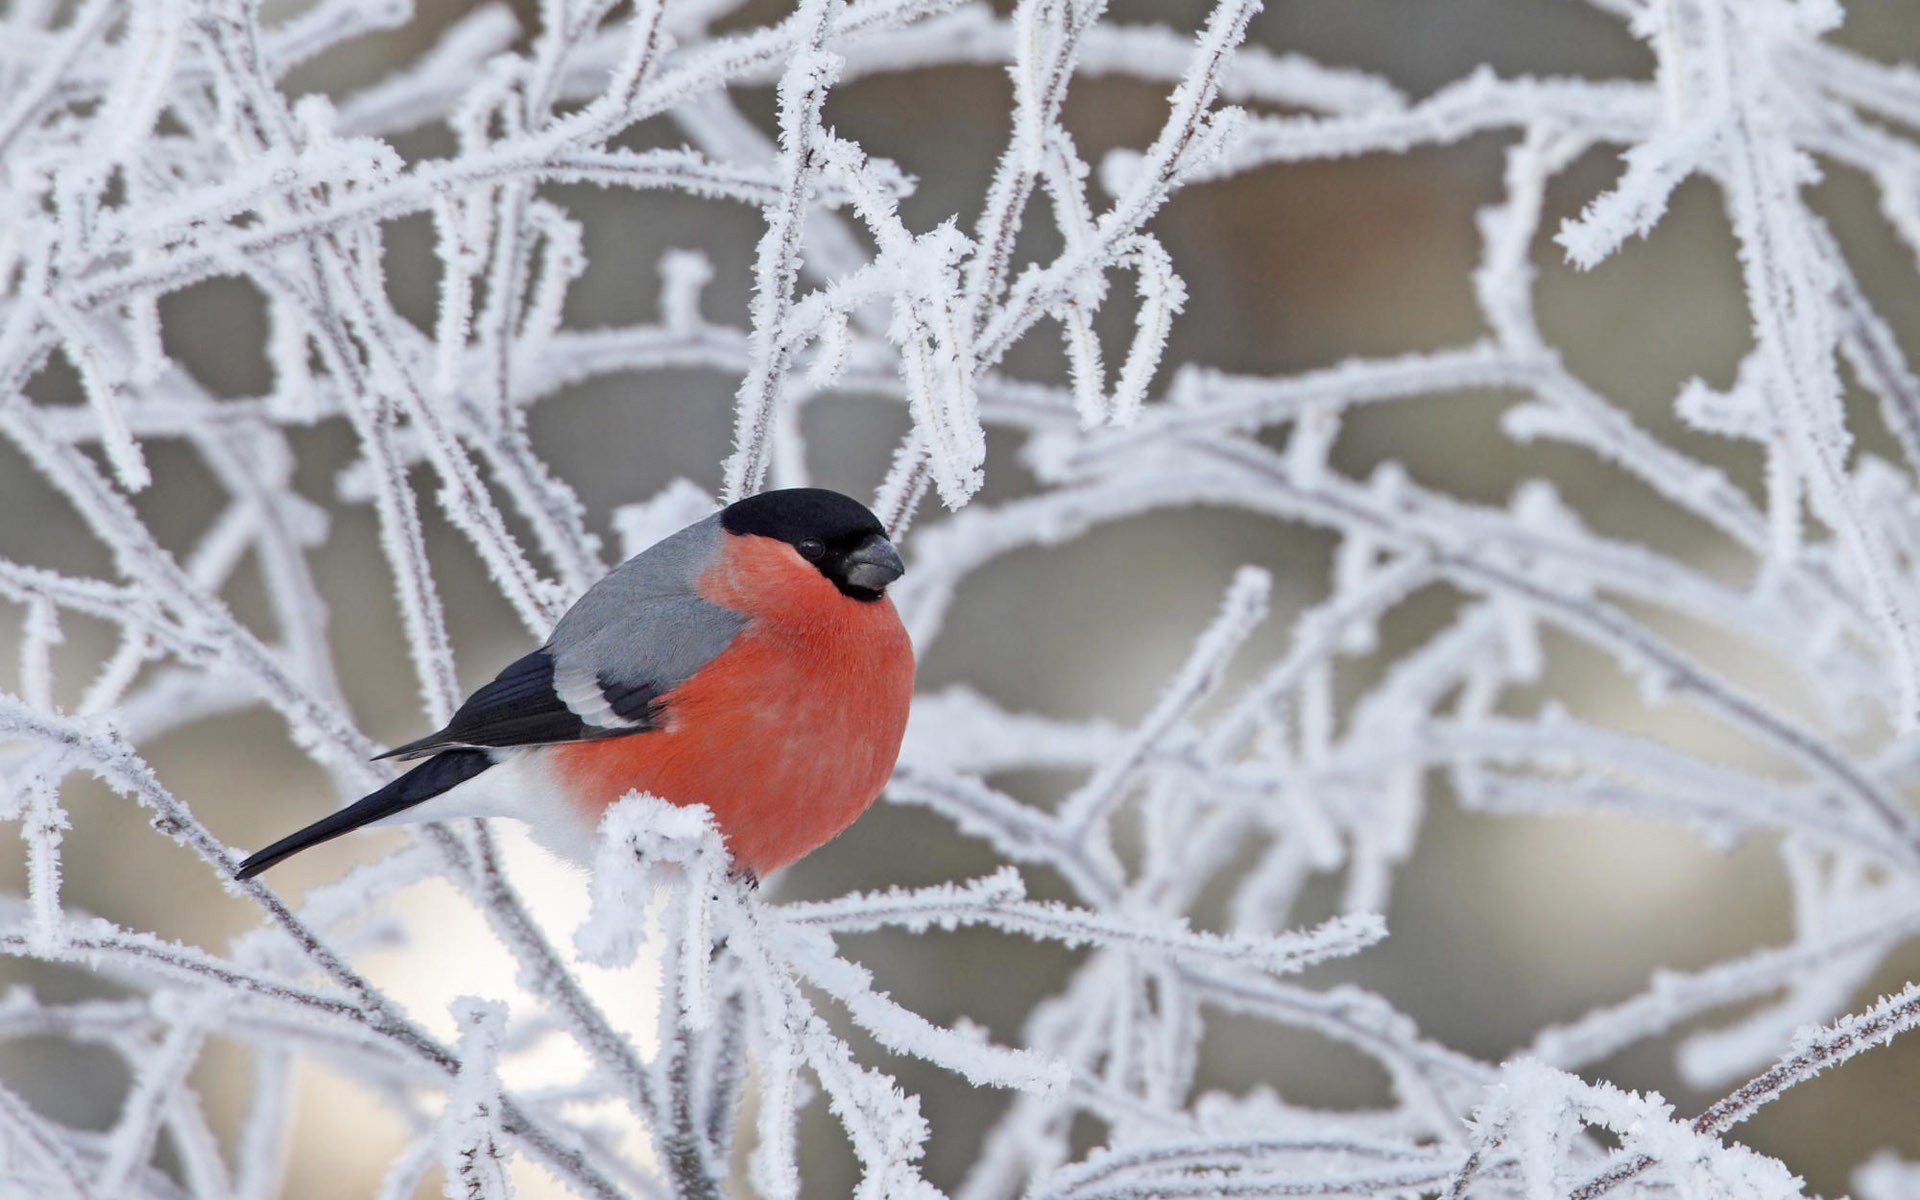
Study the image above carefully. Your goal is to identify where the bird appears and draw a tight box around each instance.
[235,487,914,883]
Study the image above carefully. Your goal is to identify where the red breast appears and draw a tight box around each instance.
[547,532,915,876]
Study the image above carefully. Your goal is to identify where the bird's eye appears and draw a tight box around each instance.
[797,538,826,561]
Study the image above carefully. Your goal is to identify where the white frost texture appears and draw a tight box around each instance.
[3,0,1920,1197]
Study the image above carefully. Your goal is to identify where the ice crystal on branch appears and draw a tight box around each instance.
[2,0,1919,1195]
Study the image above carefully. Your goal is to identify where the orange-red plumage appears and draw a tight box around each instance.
[549,532,914,876]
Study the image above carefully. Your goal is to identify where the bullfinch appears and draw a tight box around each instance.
[236,488,914,882]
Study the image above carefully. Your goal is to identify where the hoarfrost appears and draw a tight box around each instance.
[1,0,1918,1195]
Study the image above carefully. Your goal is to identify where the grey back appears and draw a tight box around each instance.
[545,515,747,706]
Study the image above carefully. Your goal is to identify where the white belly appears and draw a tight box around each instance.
[372,750,601,865]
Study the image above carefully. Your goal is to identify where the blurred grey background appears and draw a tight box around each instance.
[4,0,1920,1195]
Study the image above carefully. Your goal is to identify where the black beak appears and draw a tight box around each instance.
[841,534,905,594]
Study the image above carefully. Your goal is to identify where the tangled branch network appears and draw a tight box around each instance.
[3,0,1920,1194]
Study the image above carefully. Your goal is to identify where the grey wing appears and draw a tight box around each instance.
[379,516,745,760]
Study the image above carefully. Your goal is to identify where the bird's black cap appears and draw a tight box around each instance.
[720,488,886,545]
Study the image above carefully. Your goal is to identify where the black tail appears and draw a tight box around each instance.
[235,750,493,880]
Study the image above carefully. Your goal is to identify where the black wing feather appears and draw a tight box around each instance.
[376,649,644,760]
[598,673,666,724]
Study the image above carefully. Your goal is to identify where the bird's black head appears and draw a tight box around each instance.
[720,488,905,600]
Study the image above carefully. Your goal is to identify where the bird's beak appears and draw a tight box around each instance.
[842,534,905,593]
